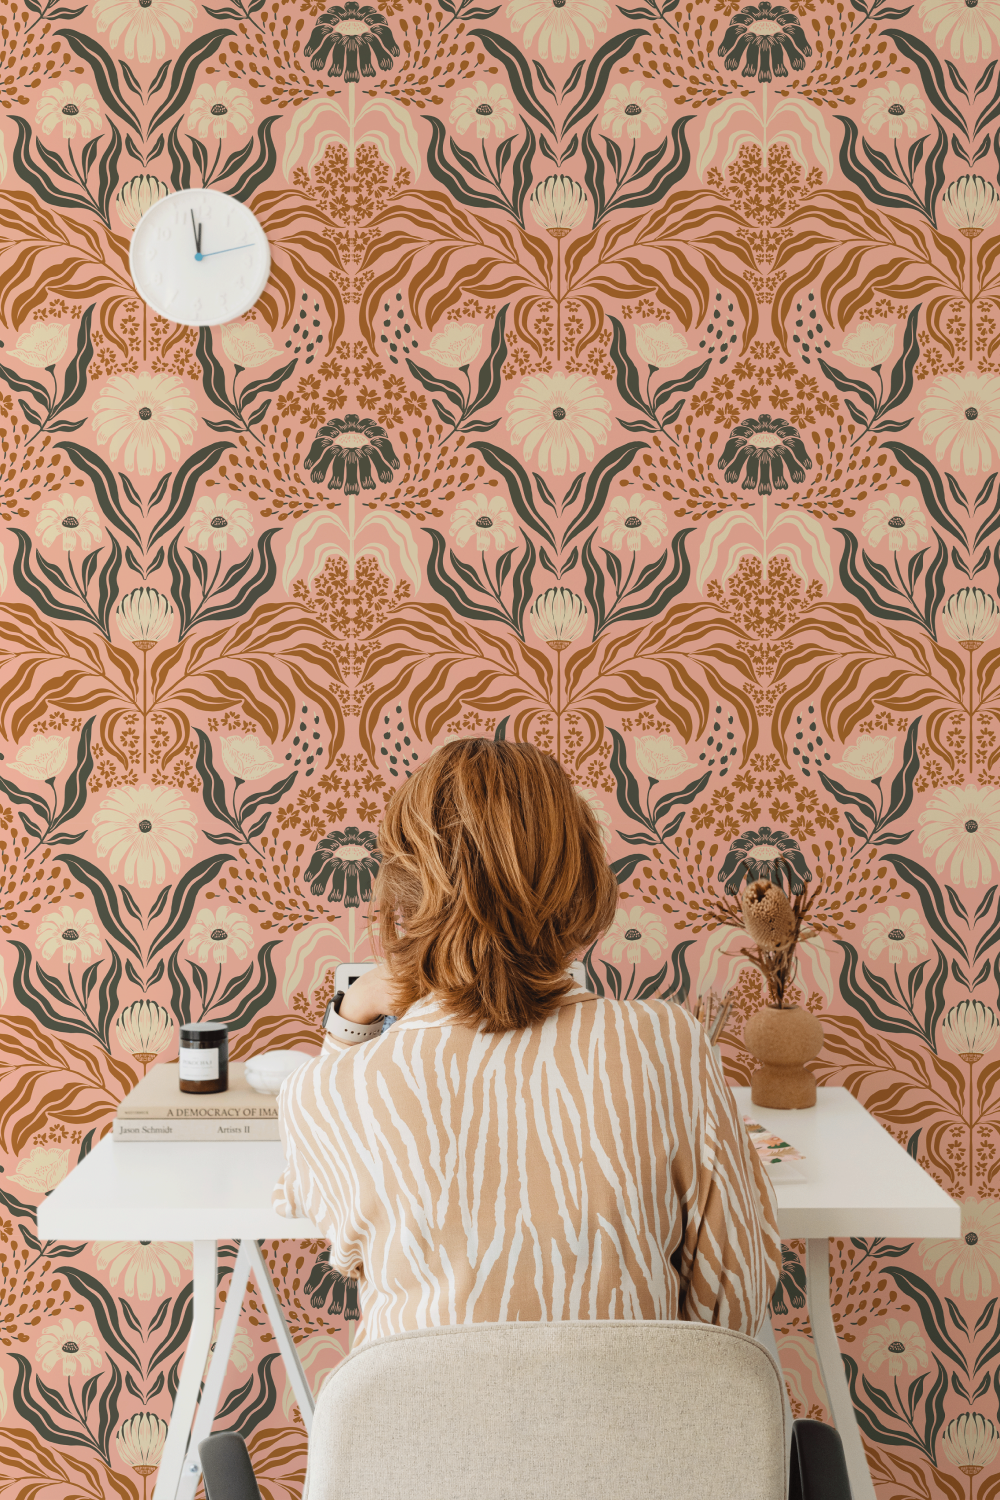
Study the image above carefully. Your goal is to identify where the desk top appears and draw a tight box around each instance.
[733,1086,960,1239]
[38,1086,960,1244]
[38,1138,318,1242]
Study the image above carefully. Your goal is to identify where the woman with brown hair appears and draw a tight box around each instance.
[275,739,780,1342]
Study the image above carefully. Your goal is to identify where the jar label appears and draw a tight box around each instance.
[179,1046,219,1081]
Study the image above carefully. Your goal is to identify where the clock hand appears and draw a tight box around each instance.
[195,244,254,261]
[190,211,202,256]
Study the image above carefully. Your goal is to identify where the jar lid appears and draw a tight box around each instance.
[180,1021,228,1036]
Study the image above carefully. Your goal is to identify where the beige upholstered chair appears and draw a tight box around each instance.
[200,1320,852,1500]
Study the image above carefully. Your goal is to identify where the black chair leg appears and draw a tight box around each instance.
[198,1432,264,1500]
[789,1419,853,1500]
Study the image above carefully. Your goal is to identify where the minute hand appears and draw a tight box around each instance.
[195,244,253,261]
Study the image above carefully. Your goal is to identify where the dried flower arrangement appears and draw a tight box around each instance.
[713,865,821,1010]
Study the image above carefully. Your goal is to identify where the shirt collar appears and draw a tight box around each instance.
[388,990,593,1034]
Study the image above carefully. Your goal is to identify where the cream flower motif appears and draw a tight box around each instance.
[506,0,610,61]
[918,371,1000,476]
[942,174,1000,234]
[116,1413,169,1474]
[861,82,928,139]
[601,81,668,139]
[187,907,255,964]
[219,734,283,781]
[450,493,518,552]
[862,1319,928,1377]
[941,1000,1000,1062]
[942,587,1000,649]
[91,372,198,476]
[212,1319,254,1371]
[449,80,516,139]
[920,1198,1000,1298]
[8,1145,70,1193]
[861,494,928,553]
[834,321,896,368]
[186,493,255,553]
[942,1414,1000,1475]
[116,588,173,649]
[220,320,279,369]
[35,493,103,554]
[528,175,588,234]
[36,1318,102,1376]
[12,323,69,369]
[601,905,672,965]
[529,587,588,648]
[92,785,198,888]
[634,733,698,781]
[92,0,197,62]
[186,81,254,141]
[828,733,896,780]
[11,734,69,781]
[93,1241,193,1300]
[506,372,611,475]
[116,1000,175,1065]
[920,0,1000,64]
[576,785,612,848]
[601,493,668,552]
[36,82,102,140]
[919,784,1000,888]
[35,907,104,966]
[861,907,928,963]
[633,321,692,368]
[116,173,169,230]
[425,322,485,368]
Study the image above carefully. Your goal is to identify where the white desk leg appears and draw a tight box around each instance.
[757,1311,794,1464]
[246,1239,315,1433]
[153,1240,217,1500]
[807,1238,876,1500]
[176,1240,254,1500]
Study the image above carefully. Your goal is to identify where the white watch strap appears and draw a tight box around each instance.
[322,1001,384,1045]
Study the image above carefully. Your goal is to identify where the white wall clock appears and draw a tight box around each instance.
[129,188,271,328]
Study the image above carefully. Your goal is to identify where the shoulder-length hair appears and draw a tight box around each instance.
[372,739,618,1032]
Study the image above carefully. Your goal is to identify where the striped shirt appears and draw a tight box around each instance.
[275,993,781,1344]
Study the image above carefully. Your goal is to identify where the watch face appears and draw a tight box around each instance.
[129,188,271,328]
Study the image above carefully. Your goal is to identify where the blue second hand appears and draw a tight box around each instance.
[194,245,253,261]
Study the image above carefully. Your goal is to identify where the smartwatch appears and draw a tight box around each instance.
[322,990,385,1044]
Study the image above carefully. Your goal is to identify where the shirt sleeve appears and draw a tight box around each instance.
[676,1028,782,1336]
[272,1033,355,1218]
[272,1049,367,1279]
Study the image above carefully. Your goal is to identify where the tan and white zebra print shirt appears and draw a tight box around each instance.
[274,993,781,1344]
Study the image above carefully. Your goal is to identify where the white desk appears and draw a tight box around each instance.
[732,1086,959,1500]
[39,1087,959,1500]
[38,1138,319,1500]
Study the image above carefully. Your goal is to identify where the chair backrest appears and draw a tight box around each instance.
[303,1320,787,1500]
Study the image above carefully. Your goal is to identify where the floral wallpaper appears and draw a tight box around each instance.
[1,0,1000,1488]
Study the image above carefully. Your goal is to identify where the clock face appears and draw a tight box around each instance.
[129,188,271,328]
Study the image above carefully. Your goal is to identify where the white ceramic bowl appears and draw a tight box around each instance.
[244,1049,310,1095]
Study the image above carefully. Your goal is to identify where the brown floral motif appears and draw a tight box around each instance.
[0,0,995,1490]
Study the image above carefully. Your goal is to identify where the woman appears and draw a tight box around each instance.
[275,740,781,1343]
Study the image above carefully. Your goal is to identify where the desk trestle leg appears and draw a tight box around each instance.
[156,1239,316,1500]
[246,1238,316,1432]
[808,1237,877,1500]
[175,1240,254,1500]
[153,1240,217,1500]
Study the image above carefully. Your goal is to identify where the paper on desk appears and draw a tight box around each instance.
[743,1114,807,1183]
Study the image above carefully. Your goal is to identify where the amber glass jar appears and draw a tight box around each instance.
[179,1022,229,1094]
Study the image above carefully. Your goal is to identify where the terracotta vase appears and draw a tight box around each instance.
[743,1005,824,1109]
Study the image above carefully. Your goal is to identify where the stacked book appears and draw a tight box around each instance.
[743,1115,807,1184]
[114,1062,280,1142]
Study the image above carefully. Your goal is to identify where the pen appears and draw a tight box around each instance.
[710,1000,732,1044]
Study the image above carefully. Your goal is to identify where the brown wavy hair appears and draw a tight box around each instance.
[372,739,618,1031]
